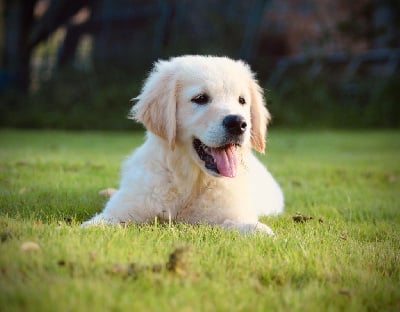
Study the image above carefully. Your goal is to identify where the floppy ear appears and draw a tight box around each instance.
[249,79,271,153]
[130,60,178,149]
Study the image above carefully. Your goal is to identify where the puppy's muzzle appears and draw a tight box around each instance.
[223,115,247,136]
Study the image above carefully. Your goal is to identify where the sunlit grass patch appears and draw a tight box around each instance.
[0,129,399,311]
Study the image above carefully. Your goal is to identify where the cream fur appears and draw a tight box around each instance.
[82,55,284,235]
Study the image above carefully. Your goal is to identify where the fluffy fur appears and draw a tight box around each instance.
[82,55,284,235]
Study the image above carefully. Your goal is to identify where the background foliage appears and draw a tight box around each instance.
[1,0,399,129]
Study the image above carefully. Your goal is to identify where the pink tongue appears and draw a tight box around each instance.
[210,144,238,178]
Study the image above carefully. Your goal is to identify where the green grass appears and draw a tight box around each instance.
[0,129,399,311]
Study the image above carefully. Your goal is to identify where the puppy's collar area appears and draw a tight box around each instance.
[193,138,239,178]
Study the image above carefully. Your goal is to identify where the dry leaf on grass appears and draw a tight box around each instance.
[20,241,40,251]
[1,230,13,242]
[292,213,313,223]
[18,188,27,194]
[108,247,190,278]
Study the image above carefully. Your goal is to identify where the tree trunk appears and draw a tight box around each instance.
[3,0,36,92]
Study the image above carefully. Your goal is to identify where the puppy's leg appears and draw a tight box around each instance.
[221,220,275,236]
[81,190,138,228]
[80,213,119,228]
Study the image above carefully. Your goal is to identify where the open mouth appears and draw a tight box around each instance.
[193,138,239,178]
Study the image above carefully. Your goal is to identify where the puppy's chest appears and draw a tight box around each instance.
[155,177,243,221]
[149,176,212,212]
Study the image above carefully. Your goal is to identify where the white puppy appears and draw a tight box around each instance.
[83,55,284,235]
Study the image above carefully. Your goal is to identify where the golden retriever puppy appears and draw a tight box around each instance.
[83,55,284,234]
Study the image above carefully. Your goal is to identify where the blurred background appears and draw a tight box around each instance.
[0,0,399,130]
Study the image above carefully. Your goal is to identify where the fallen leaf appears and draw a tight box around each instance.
[20,241,40,252]
[1,230,12,242]
[57,260,66,266]
[292,213,313,223]
[88,252,97,261]
[109,263,137,277]
[386,174,398,183]
[166,247,190,275]
[338,288,352,296]
[109,263,128,275]
[15,161,28,166]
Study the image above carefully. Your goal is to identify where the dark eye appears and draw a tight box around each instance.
[191,93,210,105]
[239,96,246,105]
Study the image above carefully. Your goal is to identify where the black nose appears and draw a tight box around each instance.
[223,115,247,135]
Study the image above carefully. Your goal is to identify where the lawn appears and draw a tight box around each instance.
[0,129,399,311]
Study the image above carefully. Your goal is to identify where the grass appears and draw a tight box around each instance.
[0,129,399,311]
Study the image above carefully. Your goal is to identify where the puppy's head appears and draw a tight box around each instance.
[131,55,270,178]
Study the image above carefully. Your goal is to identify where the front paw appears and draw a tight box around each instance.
[253,222,275,236]
[221,220,275,236]
[80,213,119,228]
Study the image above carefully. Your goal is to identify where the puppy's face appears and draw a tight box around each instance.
[132,56,270,178]
[176,68,252,177]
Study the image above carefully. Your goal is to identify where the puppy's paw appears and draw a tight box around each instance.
[98,188,117,197]
[221,220,275,236]
[80,213,119,228]
[253,222,275,236]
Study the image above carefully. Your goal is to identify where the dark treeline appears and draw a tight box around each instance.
[1,0,399,129]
